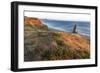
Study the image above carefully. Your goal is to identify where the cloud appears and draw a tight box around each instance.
[25,11,90,21]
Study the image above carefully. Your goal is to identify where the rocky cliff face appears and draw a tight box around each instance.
[24,16,43,27]
[24,16,90,61]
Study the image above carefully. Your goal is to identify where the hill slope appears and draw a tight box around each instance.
[24,16,90,61]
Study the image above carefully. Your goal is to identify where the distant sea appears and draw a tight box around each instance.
[42,19,90,37]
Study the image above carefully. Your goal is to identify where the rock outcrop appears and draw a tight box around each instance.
[24,16,43,27]
[72,24,78,33]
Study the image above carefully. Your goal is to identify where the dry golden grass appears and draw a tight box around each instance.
[24,16,90,61]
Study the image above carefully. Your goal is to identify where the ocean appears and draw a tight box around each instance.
[42,19,90,37]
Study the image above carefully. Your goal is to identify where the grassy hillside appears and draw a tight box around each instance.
[24,16,90,61]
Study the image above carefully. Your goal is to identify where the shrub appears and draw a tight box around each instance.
[42,47,90,60]
[37,24,48,30]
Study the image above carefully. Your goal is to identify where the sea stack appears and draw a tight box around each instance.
[72,24,78,33]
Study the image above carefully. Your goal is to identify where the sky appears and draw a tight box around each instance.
[24,11,90,21]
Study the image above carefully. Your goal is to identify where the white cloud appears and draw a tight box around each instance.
[25,11,90,21]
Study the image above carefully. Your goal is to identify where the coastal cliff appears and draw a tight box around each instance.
[24,16,90,61]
